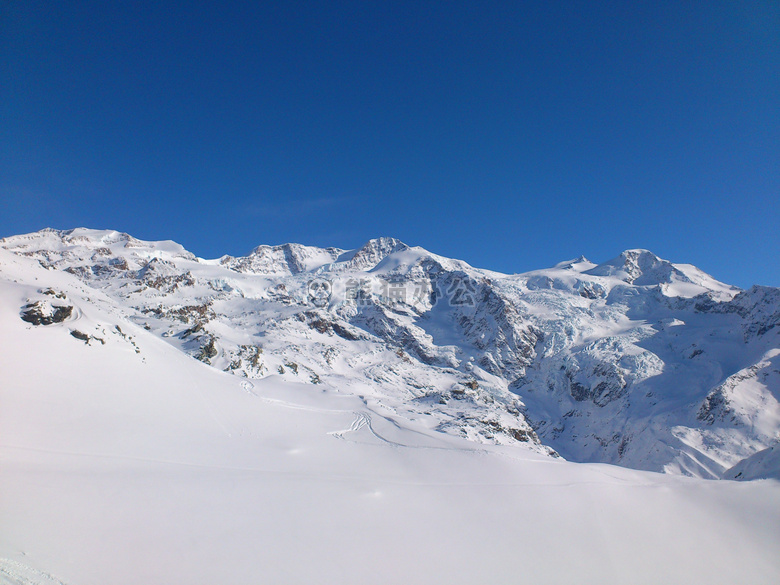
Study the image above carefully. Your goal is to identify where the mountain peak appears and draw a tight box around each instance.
[584,249,680,285]
[224,242,342,275]
[580,249,739,299]
[0,227,196,261]
[338,237,410,271]
[553,255,595,271]
[358,237,408,253]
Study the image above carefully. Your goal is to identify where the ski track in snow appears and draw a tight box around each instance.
[239,380,257,396]
[328,410,412,448]
[242,381,478,451]
[330,411,370,439]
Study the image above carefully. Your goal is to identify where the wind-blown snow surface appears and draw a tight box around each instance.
[1,229,779,583]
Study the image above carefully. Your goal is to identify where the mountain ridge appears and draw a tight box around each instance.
[3,227,741,286]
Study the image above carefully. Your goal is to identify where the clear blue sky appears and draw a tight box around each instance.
[2,1,778,287]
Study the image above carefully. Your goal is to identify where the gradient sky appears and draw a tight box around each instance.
[2,1,778,287]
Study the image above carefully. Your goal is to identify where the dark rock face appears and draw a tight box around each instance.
[300,310,365,341]
[698,388,730,424]
[569,379,591,402]
[70,329,91,343]
[196,335,218,364]
[136,259,195,291]
[41,288,67,299]
[21,301,73,325]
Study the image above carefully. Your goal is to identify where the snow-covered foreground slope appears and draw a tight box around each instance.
[1,242,780,584]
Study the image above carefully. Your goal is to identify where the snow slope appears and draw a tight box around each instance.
[725,443,780,481]
[1,239,780,584]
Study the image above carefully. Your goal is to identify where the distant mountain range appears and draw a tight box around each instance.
[3,227,778,479]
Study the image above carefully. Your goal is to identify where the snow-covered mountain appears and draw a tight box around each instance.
[1,227,779,584]
[2,228,778,480]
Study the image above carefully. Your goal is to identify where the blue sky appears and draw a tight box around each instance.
[2,1,778,287]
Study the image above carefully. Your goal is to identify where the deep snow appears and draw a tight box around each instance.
[1,238,779,584]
